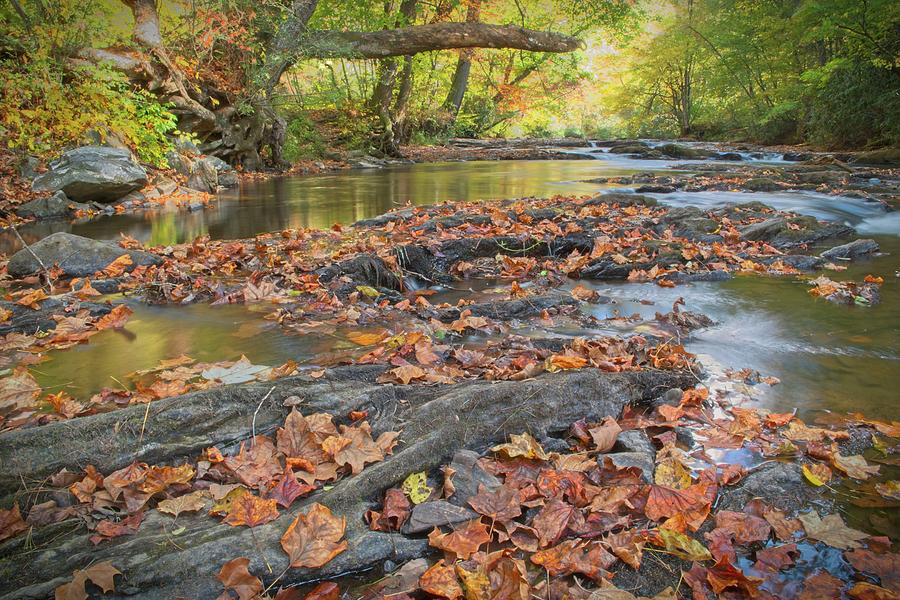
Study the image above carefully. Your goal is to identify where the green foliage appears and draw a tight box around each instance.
[283,114,327,161]
[0,58,179,165]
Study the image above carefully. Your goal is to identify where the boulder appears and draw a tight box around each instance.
[14,191,71,219]
[744,177,782,192]
[852,148,900,166]
[738,216,853,247]
[602,452,654,483]
[186,157,219,193]
[6,232,162,278]
[447,449,502,506]
[795,171,846,185]
[401,501,479,534]
[820,238,880,260]
[782,152,812,162]
[657,143,713,159]
[586,193,657,207]
[716,152,744,161]
[31,146,148,203]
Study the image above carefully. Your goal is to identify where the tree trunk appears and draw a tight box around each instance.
[92,0,580,169]
[442,0,482,120]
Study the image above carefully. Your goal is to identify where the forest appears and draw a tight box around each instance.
[0,1,898,600]
[1,0,897,169]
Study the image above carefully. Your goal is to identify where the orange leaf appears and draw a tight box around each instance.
[420,560,463,600]
[217,557,263,600]
[428,518,491,560]
[281,503,347,568]
[223,492,279,527]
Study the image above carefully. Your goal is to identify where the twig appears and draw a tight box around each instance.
[251,386,276,445]
[12,227,53,294]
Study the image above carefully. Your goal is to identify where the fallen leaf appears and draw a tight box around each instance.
[0,504,28,542]
[223,493,280,527]
[157,492,207,518]
[54,561,121,600]
[833,453,880,480]
[419,560,462,600]
[217,557,263,600]
[589,417,622,453]
[281,503,347,568]
[802,463,833,486]
[468,484,522,524]
[656,528,712,561]
[491,432,549,460]
[799,511,867,549]
[402,471,432,505]
[428,518,491,560]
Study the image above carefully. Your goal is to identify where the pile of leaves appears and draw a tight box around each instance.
[808,274,883,306]
[350,386,899,600]
[1,407,396,557]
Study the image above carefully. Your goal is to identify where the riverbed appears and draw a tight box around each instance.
[15,153,899,425]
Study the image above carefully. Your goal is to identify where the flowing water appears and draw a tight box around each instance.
[11,155,898,429]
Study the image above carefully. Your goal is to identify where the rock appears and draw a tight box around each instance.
[31,146,148,203]
[717,152,744,161]
[17,155,40,179]
[165,150,194,177]
[6,232,162,278]
[744,177,782,192]
[635,185,675,194]
[603,452,654,483]
[14,191,71,219]
[782,152,812,162]
[653,388,684,408]
[738,216,853,247]
[608,144,650,154]
[758,254,824,271]
[447,449,502,506]
[186,157,218,192]
[821,238,879,260]
[0,298,111,337]
[658,143,713,159]
[218,171,239,188]
[795,171,846,185]
[155,176,178,196]
[615,430,655,456]
[586,193,657,207]
[852,148,900,166]
[401,501,479,534]
[174,138,201,155]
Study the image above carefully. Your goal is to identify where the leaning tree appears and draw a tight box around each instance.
[75,0,581,169]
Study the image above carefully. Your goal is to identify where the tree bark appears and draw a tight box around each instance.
[442,0,482,119]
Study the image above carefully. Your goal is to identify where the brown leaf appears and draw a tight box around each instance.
[798,570,846,600]
[491,432,549,460]
[848,582,900,599]
[217,557,264,600]
[833,453,880,480]
[89,511,143,544]
[713,510,771,543]
[532,498,576,547]
[0,503,27,542]
[302,582,340,600]
[531,539,617,582]
[157,492,207,518]
[799,511,867,549]
[54,561,121,600]
[645,482,714,530]
[428,518,491,560]
[589,417,622,453]
[223,493,279,527]
[845,549,900,592]
[605,530,645,570]
[101,254,133,277]
[705,559,762,596]
[281,503,347,568]
[419,560,463,600]
[754,543,799,573]
[467,484,522,524]
[93,304,133,330]
[223,437,282,490]
[267,467,316,509]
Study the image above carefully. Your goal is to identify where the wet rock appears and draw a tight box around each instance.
[718,461,816,512]
[656,207,722,243]
[31,146,148,203]
[17,155,40,179]
[603,452,654,483]
[6,232,162,278]
[0,298,111,337]
[744,177,782,192]
[155,176,179,196]
[755,254,824,271]
[608,144,649,154]
[541,437,571,453]
[783,152,812,162]
[447,449,501,506]
[186,157,218,192]
[821,238,879,260]
[658,143,713,160]
[438,293,578,322]
[317,255,403,293]
[615,429,655,456]
[738,216,853,248]
[635,185,676,194]
[166,150,194,177]
[401,500,479,534]
[717,152,744,161]
[852,148,900,166]
[586,193,657,207]
[653,388,685,408]
[14,191,71,219]
[795,170,846,185]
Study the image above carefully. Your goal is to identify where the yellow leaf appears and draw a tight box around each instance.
[401,471,432,505]
[802,463,831,487]
[356,285,380,298]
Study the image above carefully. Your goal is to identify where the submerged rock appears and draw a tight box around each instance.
[31,146,148,203]
[738,215,853,247]
[821,238,880,260]
[7,232,162,278]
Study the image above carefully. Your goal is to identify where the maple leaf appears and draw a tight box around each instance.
[845,549,900,592]
[548,354,588,370]
[428,518,491,560]
[798,570,846,599]
[491,432,549,460]
[419,560,463,600]
[101,254,133,277]
[848,582,899,599]
[223,492,280,527]
[0,504,27,542]
[281,503,347,568]
[15,288,49,310]
[0,368,41,416]
[713,510,771,543]
[833,453,880,480]
[656,527,712,561]
[705,558,763,596]
[644,482,714,530]
[531,497,576,547]
[202,356,269,384]
[217,557,264,600]
[93,304,133,330]
[157,492,208,518]
[277,409,331,468]
[605,530,645,570]
[802,463,833,486]
[54,561,121,600]
[223,437,282,489]
[488,556,530,600]
[267,467,316,508]
[90,511,144,544]
[467,484,522,524]
[798,511,867,549]
[346,330,388,346]
[754,543,799,572]
[589,416,622,453]
[326,422,386,474]
[531,539,617,582]
[382,364,426,385]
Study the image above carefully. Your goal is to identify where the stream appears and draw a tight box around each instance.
[14,153,899,425]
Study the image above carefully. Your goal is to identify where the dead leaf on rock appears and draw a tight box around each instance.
[54,561,121,600]
[157,492,207,518]
[217,557,264,600]
[428,518,491,560]
[281,503,347,568]
[419,560,462,600]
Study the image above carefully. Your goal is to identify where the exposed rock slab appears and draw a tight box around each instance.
[7,232,162,278]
